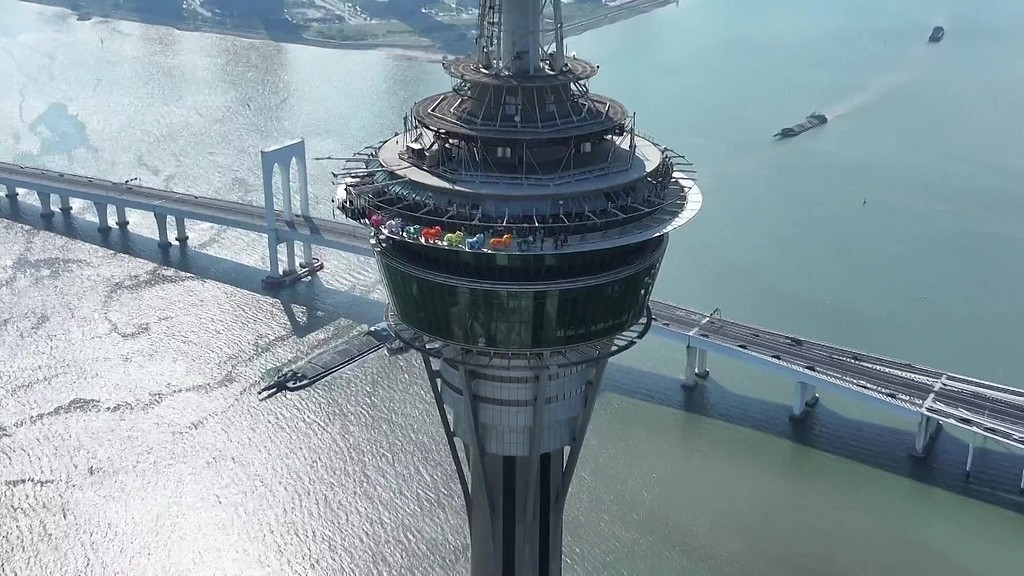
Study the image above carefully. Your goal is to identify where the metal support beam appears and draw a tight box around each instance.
[154,213,171,248]
[94,202,111,232]
[789,381,819,420]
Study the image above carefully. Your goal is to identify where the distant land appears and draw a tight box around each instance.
[20,0,677,55]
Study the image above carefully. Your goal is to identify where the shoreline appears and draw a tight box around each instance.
[20,0,677,56]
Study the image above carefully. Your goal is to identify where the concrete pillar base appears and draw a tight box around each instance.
[789,381,819,420]
[911,414,942,457]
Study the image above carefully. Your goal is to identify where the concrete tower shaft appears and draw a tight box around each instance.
[385,303,651,576]
[337,1,703,571]
[477,0,566,75]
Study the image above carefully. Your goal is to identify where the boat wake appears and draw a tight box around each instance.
[823,43,934,119]
[823,70,910,119]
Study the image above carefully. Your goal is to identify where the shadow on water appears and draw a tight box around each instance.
[0,196,384,337]
[5,194,1023,514]
[603,364,1024,515]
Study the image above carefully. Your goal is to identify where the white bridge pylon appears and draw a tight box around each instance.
[261,138,314,278]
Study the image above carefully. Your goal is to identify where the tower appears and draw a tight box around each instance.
[337,0,702,572]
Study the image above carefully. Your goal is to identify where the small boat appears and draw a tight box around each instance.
[773,113,828,139]
[928,26,944,43]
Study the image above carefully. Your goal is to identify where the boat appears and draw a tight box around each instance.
[773,113,828,139]
[928,26,944,43]
[257,322,395,400]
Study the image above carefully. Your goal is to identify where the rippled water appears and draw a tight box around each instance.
[2,0,1024,574]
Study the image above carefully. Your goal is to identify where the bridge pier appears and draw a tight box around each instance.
[4,184,16,199]
[789,381,819,420]
[965,434,984,479]
[94,202,111,232]
[175,216,188,242]
[267,230,280,276]
[37,191,54,218]
[695,348,709,379]
[681,345,710,389]
[682,345,697,389]
[58,194,72,214]
[911,414,941,457]
[154,213,172,248]
[115,205,129,227]
[302,241,313,268]
[295,153,314,268]
[283,240,297,276]
[965,439,975,478]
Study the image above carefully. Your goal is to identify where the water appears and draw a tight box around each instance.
[2,0,1024,574]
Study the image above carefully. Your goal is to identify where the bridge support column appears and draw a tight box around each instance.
[911,415,941,457]
[965,439,975,478]
[267,229,280,277]
[295,151,314,268]
[154,213,171,248]
[4,185,16,199]
[37,191,54,218]
[115,205,129,227]
[681,345,699,389]
[789,381,819,420]
[301,242,313,268]
[58,195,72,214]
[965,435,984,479]
[283,240,297,275]
[695,348,709,379]
[175,216,188,242]
[94,202,111,232]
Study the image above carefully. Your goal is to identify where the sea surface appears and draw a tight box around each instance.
[2,0,1024,574]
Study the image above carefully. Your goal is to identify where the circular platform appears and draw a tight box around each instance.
[443,56,600,86]
[411,91,627,141]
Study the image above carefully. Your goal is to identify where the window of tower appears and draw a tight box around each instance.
[377,250,664,350]
[384,237,664,283]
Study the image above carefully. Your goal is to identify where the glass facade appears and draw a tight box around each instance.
[376,241,665,350]
[385,237,664,283]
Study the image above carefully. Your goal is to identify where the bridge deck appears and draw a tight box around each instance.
[3,160,1021,454]
[0,161,371,256]
[648,300,1024,451]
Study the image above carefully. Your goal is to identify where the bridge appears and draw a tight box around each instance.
[1,139,1022,491]
[0,140,370,287]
